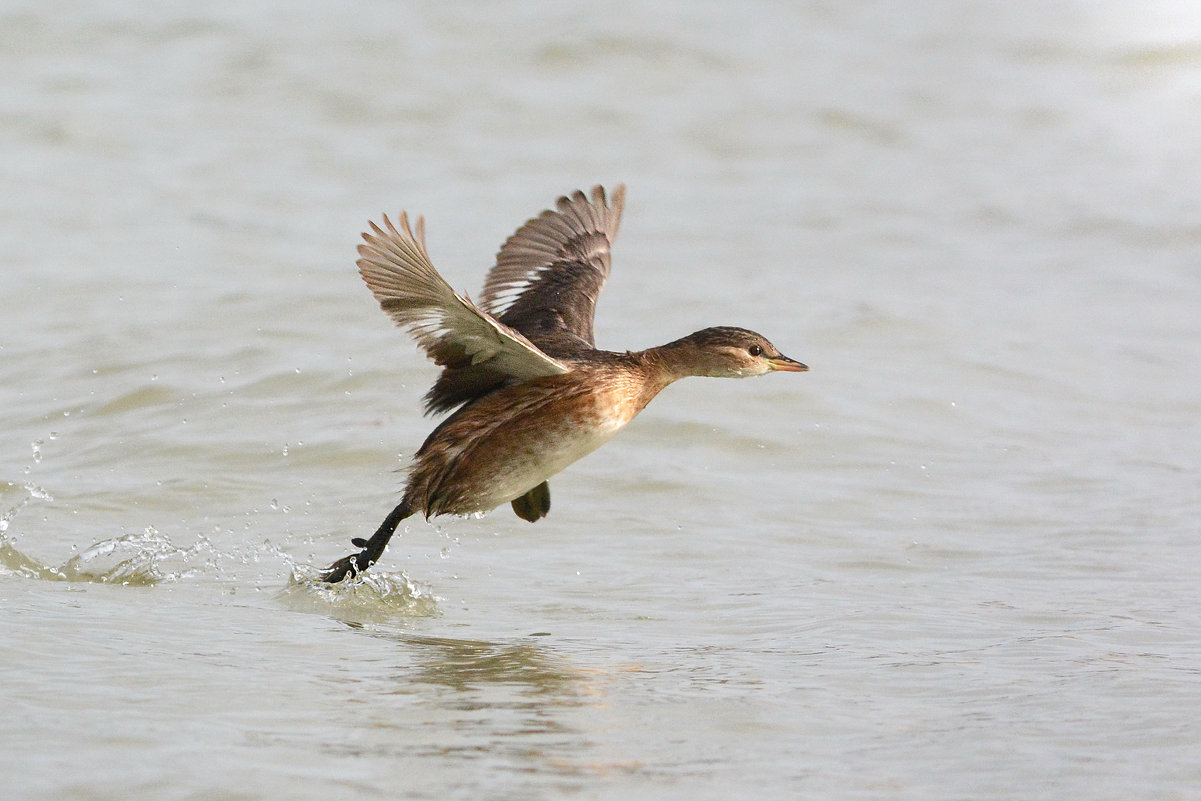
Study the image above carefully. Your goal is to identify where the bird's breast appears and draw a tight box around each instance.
[413,370,654,516]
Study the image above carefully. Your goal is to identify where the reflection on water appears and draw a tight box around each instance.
[332,628,631,781]
[400,634,585,697]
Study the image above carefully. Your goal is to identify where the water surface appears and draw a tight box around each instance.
[3,1,1201,798]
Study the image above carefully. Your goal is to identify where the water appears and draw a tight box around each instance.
[3,1,1201,798]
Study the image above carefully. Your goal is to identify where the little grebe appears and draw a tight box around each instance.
[322,185,806,582]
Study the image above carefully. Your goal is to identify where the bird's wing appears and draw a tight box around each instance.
[479,184,626,349]
[357,212,569,383]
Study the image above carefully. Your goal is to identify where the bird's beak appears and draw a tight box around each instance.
[768,355,808,372]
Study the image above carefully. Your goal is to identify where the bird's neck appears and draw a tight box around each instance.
[636,338,709,385]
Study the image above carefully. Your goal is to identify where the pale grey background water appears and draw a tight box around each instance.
[3,1,1200,799]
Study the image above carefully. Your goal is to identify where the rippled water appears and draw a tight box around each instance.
[4,1,1201,798]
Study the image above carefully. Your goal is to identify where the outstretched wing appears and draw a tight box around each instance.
[480,184,625,351]
[357,212,568,394]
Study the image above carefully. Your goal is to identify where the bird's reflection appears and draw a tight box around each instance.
[379,632,590,702]
[355,630,637,778]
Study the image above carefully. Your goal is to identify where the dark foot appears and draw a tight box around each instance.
[321,532,391,582]
[320,548,374,583]
[320,500,412,583]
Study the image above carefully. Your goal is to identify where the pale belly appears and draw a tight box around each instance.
[414,376,648,516]
[463,417,624,512]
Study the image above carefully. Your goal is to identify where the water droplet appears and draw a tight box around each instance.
[281,444,289,456]
[31,440,43,463]
[270,499,279,510]
[23,483,53,501]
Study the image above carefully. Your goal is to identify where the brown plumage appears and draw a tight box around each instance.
[323,185,806,582]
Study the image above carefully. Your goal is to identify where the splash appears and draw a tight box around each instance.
[0,482,58,579]
[1,481,440,617]
[58,527,220,585]
[279,562,440,622]
[1,481,52,536]
[0,526,219,585]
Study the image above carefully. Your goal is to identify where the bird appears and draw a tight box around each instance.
[321,184,806,582]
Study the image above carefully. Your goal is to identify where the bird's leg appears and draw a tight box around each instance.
[321,500,412,583]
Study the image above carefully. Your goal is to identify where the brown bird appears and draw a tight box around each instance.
[322,185,806,582]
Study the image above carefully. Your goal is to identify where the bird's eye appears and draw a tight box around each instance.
[748,345,763,357]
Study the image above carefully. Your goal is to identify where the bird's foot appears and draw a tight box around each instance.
[320,537,383,583]
[320,551,369,583]
[320,501,410,583]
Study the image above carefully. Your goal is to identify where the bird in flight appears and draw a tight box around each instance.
[323,185,806,582]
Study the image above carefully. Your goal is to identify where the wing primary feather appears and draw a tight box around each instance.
[477,184,627,350]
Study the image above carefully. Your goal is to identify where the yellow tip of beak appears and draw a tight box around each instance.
[769,357,808,372]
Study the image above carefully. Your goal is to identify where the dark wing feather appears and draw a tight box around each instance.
[479,184,625,352]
